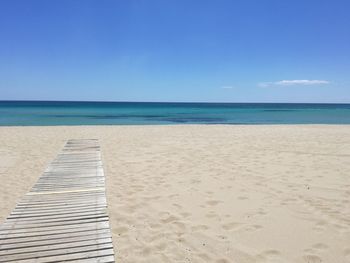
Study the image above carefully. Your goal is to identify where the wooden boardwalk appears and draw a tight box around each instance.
[0,139,116,262]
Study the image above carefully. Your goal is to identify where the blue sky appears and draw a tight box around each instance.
[0,0,349,103]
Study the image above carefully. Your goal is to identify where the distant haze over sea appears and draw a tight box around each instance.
[1,101,350,126]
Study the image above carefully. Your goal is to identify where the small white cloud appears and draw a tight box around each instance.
[259,79,330,87]
[276,80,329,85]
[221,86,234,89]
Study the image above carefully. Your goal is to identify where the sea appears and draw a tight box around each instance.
[0,101,350,126]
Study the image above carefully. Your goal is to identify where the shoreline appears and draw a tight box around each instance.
[1,123,350,127]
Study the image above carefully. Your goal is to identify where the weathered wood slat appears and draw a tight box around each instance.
[0,247,115,262]
[16,199,106,207]
[0,237,112,256]
[9,206,107,217]
[9,205,107,214]
[2,217,108,227]
[0,229,112,246]
[0,139,116,262]
[0,233,113,251]
[0,221,111,235]
[0,218,109,231]
[7,210,108,221]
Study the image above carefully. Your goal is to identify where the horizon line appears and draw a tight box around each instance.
[0,100,350,105]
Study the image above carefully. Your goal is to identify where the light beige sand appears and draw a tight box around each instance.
[0,125,350,262]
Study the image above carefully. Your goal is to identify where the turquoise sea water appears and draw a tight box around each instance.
[0,101,350,126]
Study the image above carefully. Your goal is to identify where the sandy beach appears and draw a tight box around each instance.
[0,125,349,263]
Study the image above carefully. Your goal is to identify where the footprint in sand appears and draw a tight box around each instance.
[333,223,348,233]
[162,215,178,223]
[313,220,327,232]
[257,249,282,262]
[172,203,182,209]
[216,258,230,263]
[206,211,220,219]
[262,250,281,256]
[180,212,191,218]
[206,200,221,206]
[302,254,323,263]
[222,222,242,231]
[304,243,329,257]
[312,243,328,251]
[159,211,170,217]
[190,179,201,184]
[172,221,186,231]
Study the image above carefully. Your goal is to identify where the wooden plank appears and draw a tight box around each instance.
[0,244,113,262]
[0,229,112,246]
[9,206,107,217]
[0,237,112,255]
[0,218,109,231]
[0,233,112,251]
[0,139,116,262]
[2,213,108,227]
[17,197,106,205]
[2,219,109,230]
[6,210,109,221]
[0,221,111,235]
[10,204,107,213]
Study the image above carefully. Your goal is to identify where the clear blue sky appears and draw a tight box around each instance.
[0,0,349,103]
